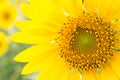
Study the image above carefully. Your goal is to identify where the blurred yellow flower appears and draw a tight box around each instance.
[0,0,8,4]
[0,4,17,30]
[11,0,120,80]
[0,32,9,56]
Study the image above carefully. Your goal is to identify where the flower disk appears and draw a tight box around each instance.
[59,12,115,71]
[0,4,17,29]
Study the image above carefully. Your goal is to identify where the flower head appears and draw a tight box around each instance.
[0,4,17,30]
[11,0,120,80]
[0,32,9,56]
[0,0,8,4]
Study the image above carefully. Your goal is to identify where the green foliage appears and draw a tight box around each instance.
[0,41,31,80]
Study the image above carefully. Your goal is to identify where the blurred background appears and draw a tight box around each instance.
[0,0,37,80]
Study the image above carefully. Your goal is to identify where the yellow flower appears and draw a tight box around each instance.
[0,4,17,30]
[11,0,120,80]
[0,32,9,56]
[0,0,8,4]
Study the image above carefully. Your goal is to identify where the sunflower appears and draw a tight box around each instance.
[0,0,8,4]
[0,32,9,56]
[0,4,17,30]
[11,0,120,80]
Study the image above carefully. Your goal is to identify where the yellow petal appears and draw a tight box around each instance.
[72,0,83,16]
[16,20,60,35]
[56,69,69,80]
[82,70,99,80]
[21,1,67,25]
[54,59,70,80]
[109,52,120,79]
[99,65,118,80]
[11,32,58,44]
[29,0,83,17]
[37,58,69,80]
[68,69,80,80]
[112,22,120,32]
[21,49,59,74]
[0,0,8,4]
[97,0,114,18]
[57,0,82,17]
[114,33,120,48]
[14,41,58,62]
[83,0,98,14]
[97,0,120,21]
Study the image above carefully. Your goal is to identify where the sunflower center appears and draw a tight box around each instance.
[73,28,96,52]
[3,12,10,20]
[58,12,116,71]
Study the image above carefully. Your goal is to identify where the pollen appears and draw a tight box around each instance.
[58,12,116,71]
